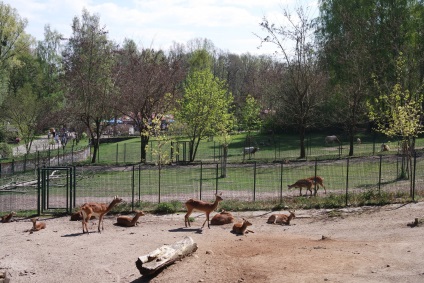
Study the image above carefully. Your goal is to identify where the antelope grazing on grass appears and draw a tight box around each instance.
[210,210,234,225]
[232,218,253,235]
[80,196,123,234]
[288,179,314,196]
[325,135,340,145]
[184,193,223,229]
[307,176,326,195]
[30,218,46,231]
[116,210,145,227]
[267,211,296,225]
[1,211,15,223]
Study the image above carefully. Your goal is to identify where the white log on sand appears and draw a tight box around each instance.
[135,236,198,276]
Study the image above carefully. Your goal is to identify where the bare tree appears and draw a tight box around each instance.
[257,6,328,158]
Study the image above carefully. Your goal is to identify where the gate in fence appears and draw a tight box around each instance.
[37,166,76,215]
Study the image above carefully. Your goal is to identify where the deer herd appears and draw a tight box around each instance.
[1,175,326,236]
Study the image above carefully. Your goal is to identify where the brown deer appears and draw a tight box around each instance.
[210,210,234,225]
[116,210,145,227]
[184,193,223,229]
[267,210,296,225]
[80,196,123,234]
[307,176,326,195]
[288,179,314,196]
[1,211,16,223]
[232,218,253,235]
[30,218,46,231]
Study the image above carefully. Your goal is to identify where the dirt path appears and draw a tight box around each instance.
[1,202,424,283]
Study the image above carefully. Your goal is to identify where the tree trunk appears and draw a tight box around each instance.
[299,126,306,159]
[135,236,198,276]
[221,145,228,178]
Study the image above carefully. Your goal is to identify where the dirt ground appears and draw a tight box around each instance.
[1,201,424,283]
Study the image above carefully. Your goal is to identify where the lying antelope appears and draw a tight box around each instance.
[307,176,326,195]
[80,196,123,234]
[30,218,46,231]
[116,210,145,227]
[1,211,16,223]
[184,193,223,229]
[288,179,314,196]
[210,210,234,225]
[232,218,253,235]
[267,211,296,225]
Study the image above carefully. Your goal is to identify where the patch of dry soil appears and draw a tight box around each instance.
[1,202,424,283]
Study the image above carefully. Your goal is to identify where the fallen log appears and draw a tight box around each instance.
[135,236,198,276]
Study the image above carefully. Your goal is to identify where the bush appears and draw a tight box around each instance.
[154,202,177,214]
[0,142,12,159]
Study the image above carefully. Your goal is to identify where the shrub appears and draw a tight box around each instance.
[0,142,12,159]
[154,202,176,214]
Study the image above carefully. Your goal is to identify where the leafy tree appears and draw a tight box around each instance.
[62,9,117,163]
[177,50,234,162]
[115,40,186,162]
[0,2,29,106]
[367,54,423,181]
[241,94,262,133]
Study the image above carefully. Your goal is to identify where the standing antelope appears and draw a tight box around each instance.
[1,211,16,223]
[307,176,326,195]
[267,211,296,225]
[184,193,223,229]
[80,196,123,234]
[232,218,253,235]
[30,218,46,231]
[288,179,314,196]
[116,210,145,227]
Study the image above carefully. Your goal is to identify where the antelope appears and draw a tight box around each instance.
[116,210,145,227]
[232,218,253,235]
[210,210,234,225]
[30,218,46,231]
[267,210,296,225]
[307,176,327,194]
[184,193,223,229]
[1,211,16,223]
[288,179,314,196]
[325,135,340,145]
[381,143,390,152]
[80,196,123,234]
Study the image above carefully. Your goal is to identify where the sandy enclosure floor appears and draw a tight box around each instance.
[1,202,424,283]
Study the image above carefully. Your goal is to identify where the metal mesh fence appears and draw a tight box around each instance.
[2,152,424,214]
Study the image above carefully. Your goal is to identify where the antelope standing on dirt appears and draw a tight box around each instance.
[184,193,223,229]
[232,218,253,235]
[267,211,296,225]
[116,210,145,227]
[211,210,234,225]
[307,176,327,195]
[288,179,314,196]
[1,211,16,223]
[30,218,46,231]
[80,196,123,234]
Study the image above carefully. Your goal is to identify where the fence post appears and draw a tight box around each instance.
[132,165,135,211]
[378,155,382,195]
[314,159,318,196]
[280,161,284,203]
[158,164,161,203]
[200,162,203,200]
[345,158,350,206]
[138,163,141,203]
[124,143,127,163]
[116,144,119,165]
[12,159,14,174]
[412,151,417,201]
[215,163,218,195]
[253,162,257,201]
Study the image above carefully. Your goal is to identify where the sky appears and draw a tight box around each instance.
[4,0,319,55]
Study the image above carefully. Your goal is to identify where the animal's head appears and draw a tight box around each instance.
[135,210,145,216]
[215,192,224,202]
[242,218,252,226]
[113,196,123,204]
[289,210,296,218]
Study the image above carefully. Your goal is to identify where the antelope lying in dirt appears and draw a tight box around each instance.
[232,218,253,235]
[1,211,15,223]
[210,210,234,225]
[116,210,145,227]
[80,196,123,234]
[267,210,296,225]
[30,218,46,231]
[184,193,223,229]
